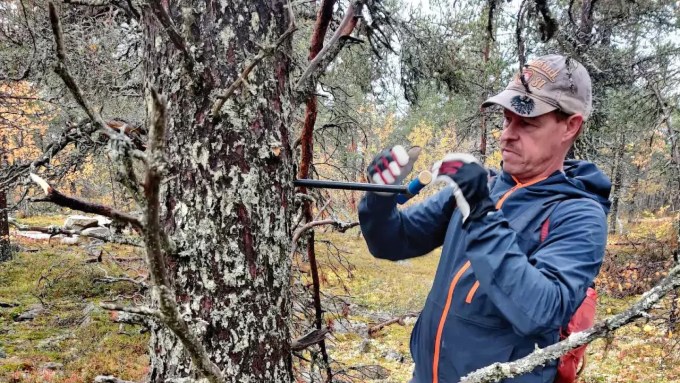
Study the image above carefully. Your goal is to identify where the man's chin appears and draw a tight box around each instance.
[501,161,521,174]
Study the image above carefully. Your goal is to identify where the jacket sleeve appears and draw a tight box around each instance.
[464,198,607,336]
[358,189,456,261]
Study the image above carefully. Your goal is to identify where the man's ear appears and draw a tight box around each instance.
[564,114,584,143]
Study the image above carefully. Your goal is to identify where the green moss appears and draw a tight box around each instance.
[0,235,149,383]
[14,215,67,227]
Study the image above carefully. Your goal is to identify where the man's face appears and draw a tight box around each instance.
[500,109,572,181]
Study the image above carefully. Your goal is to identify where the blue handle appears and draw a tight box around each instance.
[396,171,432,205]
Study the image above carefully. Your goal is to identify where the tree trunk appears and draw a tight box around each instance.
[609,128,626,234]
[0,189,10,262]
[143,1,294,382]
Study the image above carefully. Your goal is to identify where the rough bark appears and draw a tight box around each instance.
[0,188,11,262]
[142,1,294,382]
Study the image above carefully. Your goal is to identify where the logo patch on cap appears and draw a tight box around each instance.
[510,95,535,115]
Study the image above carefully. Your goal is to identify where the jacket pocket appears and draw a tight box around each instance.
[442,338,514,381]
[454,275,511,330]
[465,280,480,303]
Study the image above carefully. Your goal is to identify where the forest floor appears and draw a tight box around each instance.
[0,216,679,383]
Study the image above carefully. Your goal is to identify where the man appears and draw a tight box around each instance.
[359,54,611,383]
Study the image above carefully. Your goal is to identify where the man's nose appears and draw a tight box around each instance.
[500,122,519,142]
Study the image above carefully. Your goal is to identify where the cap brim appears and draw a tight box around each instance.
[482,89,557,118]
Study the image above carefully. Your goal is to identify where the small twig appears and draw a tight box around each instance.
[147,0,196,71]
[291,327,330,351]
[368,311,420,337]
[312,199,332,221]
[211,1,296,115]
[290,219,359,257]
[100,303,161,318]
[28,173,143,231]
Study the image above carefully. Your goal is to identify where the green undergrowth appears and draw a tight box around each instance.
[0,236,149,383]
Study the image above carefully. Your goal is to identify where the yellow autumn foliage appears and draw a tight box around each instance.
[0,82,48,164]
[1,81,120,207]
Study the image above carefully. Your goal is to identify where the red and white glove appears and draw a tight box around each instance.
[432,153,495,223]
[367,145,421,195]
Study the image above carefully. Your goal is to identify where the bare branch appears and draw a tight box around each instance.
[28,173,143,231]
[368,312,420,337]
[460,263,680,383]
[147,0,196,71]
[211,1,296,115]
[9,218,142,247]
[291,327,330,351]
[294,1,365,92]
[100,302,161,318]
[48,3,113,135]
[290,219,359,257]
[0,119,144,191]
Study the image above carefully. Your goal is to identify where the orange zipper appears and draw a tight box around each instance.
[432,260,471,383]
[464,175,547,304]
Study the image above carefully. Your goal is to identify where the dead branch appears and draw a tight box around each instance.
[0,119,144,191]
[147,0,196,71]
[100,302,160,317]
[9,218,142,247]
[294,1,365,93]
[291,327,330,351]
[142,87,225,383]
[290,219,359,257]
[460,263,680,383]
[28,173,143,231]
[210,0,296,115]
[48,3,113,136]
[368,312,420,337]
[296,3,339,375]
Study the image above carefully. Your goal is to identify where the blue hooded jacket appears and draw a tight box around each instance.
[358,160,611,383]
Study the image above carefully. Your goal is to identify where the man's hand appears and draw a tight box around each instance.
[367,145,421,196]
[432,153,495,223]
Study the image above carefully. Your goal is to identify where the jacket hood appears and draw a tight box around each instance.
[563,160,611,214]
[500,160,612,214]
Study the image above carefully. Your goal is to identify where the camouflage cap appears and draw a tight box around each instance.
[482,54,592,120]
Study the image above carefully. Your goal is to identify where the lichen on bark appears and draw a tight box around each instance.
[143,0,295,381]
